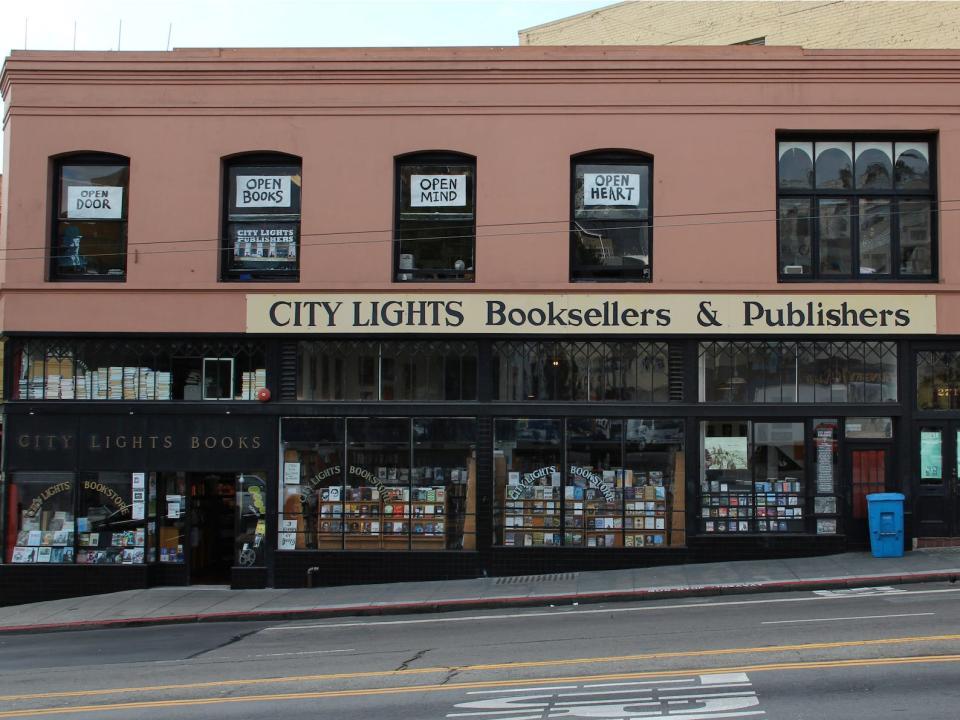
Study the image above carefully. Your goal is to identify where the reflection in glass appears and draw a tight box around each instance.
[778,198,812,275]
[855,143,893,190]
[815,143,853,189]
[916,351,960,410]
[412,418,476,550]
[818,199,852,275]
[7,472,76,564]
[346,418,408,549]
[858,199,891,274]
[895,143,930,190]
[565,419,623,547]
[778,142,813,189]
[899,200,932,275]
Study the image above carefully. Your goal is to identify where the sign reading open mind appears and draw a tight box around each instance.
[246,294,937,335]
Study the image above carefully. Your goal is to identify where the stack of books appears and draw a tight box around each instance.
[156,371,172,400]
[108,367,123,399]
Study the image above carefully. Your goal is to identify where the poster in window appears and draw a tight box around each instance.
[704,436,749,470]
[583,173,641,207]
[235,175,292,208]
[66,186,123,219]
[410,175,466,207]
[920,431,943,479]
[231,224,298,267]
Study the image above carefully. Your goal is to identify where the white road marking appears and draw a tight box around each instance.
[467,686,579,695]
[264,587,960,632]
[761,612,934,625]
[813,586,907,598]
[582,679,695,689]
[448,673,764,720]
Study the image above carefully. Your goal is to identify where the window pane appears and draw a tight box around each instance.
[818,199,852,275]
[59,164,128,219]
[494,418,562,547]
[412,418,477,550]
[574,163,650,220]
[815,142,853,189]
[700,421,752,534]
[778,142,813,189]
[625,419,685,547]
[53,221,126,277]
[77,472,144,564]
[565,419,623,547]
[779,198,812,276]
[858,199,891,275]
[281,418,345,550]
[854,142,893,190]
[346,418,410,550]
[227,165,301,217]
[895,142,930,190]
[7,472,75,564]
[752,423,805,533]
[397,222,475,280]
[399,163,475,217]
[899,200,932,275]
[845,417,893,439]
[917,351,960,410]
[572,222,650,280]
[226,222,298,275]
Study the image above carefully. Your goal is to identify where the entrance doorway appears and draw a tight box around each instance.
[845,445,891,545]
[915,423,959,537]
[189,473,237,584]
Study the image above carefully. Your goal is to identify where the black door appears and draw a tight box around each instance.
[845,444,892,545]
[188,473,236,584]
[915,422,959,538]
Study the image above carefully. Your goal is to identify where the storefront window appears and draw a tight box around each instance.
[51,154,129,280]
[700,421,806,533]
[236,474,268,567]
[493,341,676,402]
[222,155,301,281]
[76,472,144,564]
[279,417,476,551]
[12,338,267,401]
[159,472,187,563]
[917,351,960,410]
[298,341,478,401]
[495,418,563,547]
[845,417,893,439]
[7,472,75,564]
[700,341,897,403]
[495,418,685,548]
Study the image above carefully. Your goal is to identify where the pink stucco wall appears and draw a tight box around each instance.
[1,46,959,333]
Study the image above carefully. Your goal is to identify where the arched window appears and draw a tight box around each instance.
[222,152,301,281]
[395,151,475,282]
[51,153,129,280]
[777,136,935,280]
[571,150,652,282]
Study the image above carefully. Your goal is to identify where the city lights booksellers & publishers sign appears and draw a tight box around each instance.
[246,294,936,335]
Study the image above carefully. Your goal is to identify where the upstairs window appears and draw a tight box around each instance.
[571,151,652,282]
[222,154,301,281]
[395,151,475,282]
[51,154,129,281]
[777,136,936,280]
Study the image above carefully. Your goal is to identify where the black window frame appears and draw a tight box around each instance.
[221,152,302,282]
[776,133,937,282]
[49,152,130,282]
[394,150,476,283]
[570,149,653,283]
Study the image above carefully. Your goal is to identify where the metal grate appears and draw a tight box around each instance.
[495,572,579,585]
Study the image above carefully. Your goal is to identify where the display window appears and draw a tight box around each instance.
[777,136,935,280]
[395,151,476,282]
[51,154,129,281]
[699,421,806,534]
[222,154,301,281]
[279,417,476,551]
[571,150,652,282]
[7,472,76,564]
[76,472,146,565]
[11,338,267,401]
[494,417,685,548]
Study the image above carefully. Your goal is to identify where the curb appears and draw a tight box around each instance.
[1,569,957,636]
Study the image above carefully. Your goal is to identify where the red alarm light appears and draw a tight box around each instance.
[257,388,271,402]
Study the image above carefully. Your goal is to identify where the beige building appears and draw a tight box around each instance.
[520,1,960,48]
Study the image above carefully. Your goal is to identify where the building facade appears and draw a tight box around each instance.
[519,1,960,49]
[1,46,958,605]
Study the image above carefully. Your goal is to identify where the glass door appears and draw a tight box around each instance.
[915,423,958,537]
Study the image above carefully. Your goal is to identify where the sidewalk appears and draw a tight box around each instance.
[2,548,959,634]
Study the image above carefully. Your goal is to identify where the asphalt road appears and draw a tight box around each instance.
[2,581,960,718]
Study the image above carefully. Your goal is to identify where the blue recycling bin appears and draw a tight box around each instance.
[867,493,905,558]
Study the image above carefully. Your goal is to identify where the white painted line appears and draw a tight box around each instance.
[582,679,694,689]
[264,587,960,632]
[561,684,750,698]
[466,686,578,695]
[762,612,934,625]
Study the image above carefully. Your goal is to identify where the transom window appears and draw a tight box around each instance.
[777,136,935,281]
[571,150,652,282]
[222,153,301,281]
[51,153,129,281]
[395,151,476,282]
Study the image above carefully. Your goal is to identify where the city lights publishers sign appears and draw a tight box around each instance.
[67,186,123,219]
[246,294,937,335]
